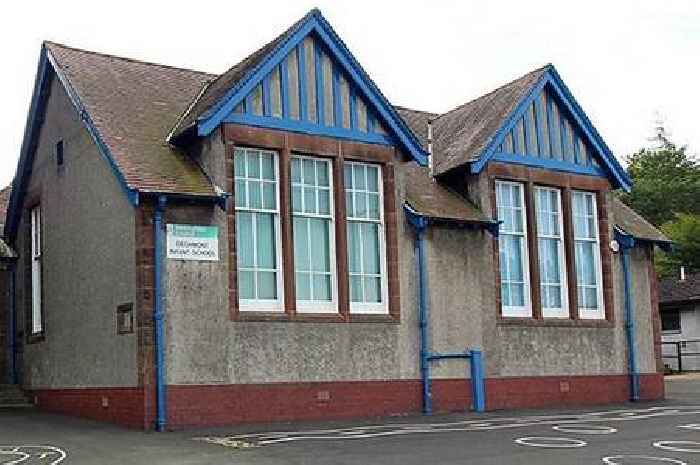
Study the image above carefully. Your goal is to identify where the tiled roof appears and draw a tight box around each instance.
[395,106,438,150]
[612,197,669,244]
[46,42,217,196]
[431,66,547,177]
[170,11,313,140]
[403,163,491,224]
[659,272,700,305]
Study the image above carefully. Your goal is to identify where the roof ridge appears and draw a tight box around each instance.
[43,41,216,78]
[394,105,440,118]
[433,64,550,123]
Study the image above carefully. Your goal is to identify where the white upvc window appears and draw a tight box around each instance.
[495,181,531,317]
[234,148,284,311]
[31,205,43,334]
[534,187,568,318]
[344,161,388,314]
[572,190,605,319]
[291,155,337,313]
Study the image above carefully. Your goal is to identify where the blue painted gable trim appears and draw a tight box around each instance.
[470,66,631,191]
[6,46,138,241]
[195,9,427,166]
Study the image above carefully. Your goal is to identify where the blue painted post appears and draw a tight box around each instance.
[153,195,168,431]
[416,223,432,415]
[470,348,486,412]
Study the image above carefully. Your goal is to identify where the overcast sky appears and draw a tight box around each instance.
[1,0,698,187]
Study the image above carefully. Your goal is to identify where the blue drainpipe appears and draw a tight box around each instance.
[8,261,17,384]
[405,205,486,414]
[153,195,168,431]
[616,229,640,402]
[415,217,432,414]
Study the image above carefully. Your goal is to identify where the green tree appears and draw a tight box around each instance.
[619,125,700,226]
[657,213,700,276]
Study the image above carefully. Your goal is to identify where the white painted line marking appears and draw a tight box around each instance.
[678,424,700,431]
[602,455,687,464]
[653,441,700,453]
[552,424,617,435]
[0,446,67,464]
[514,436,587,448]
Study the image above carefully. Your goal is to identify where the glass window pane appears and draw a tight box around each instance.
[368,193,380,220]
[344,165,353,189]
[293,217,309,271]
[263,183,276,210]
[238,271,255,299]
[295,272,310,300]
[261,153,275,180]
[317,161,329,186]
[364,277,381,302]
[310,219,330,272]
[234,150,246,175]
[345,192,354,217]
[303,187,316,214]
[355,192,367,218]
[256,213,276,269]
[510,283,524,307]
[347,222,361,273]
[363,223,380,274]
[235,180,247,208]
[247,151,260,179]
[313,275,331,301]
[366,166,379,192]
[318,189,330,215]
[249,181,262,209]
[236,212,254,268]
[257,272,277,299]
[292,186,302,213]
[350,276,363,302]
[303,159,315,184]
[353,164,366,190]
[291,158,301,183]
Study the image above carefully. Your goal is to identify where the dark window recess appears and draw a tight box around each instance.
[661,308,681,332]
[56,140,64,166]
[116,303,134,334]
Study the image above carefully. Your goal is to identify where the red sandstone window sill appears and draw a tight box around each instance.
[497,317,615,329]
[233,311,399,324]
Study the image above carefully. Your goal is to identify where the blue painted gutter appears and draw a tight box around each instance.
[153,195,167,431]
[615,228,640,401]
[404,204,487,414]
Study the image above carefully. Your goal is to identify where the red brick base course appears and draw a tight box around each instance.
[30,373,664,430]
[31,387,146,429]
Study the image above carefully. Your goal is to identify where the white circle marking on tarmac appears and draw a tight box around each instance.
[652,441,700,453]
[514,437,587,448]
[602,455,687,464]
[678,424,700,431]
[552,425,617,435]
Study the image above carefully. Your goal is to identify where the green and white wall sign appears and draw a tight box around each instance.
[166,224,219,261]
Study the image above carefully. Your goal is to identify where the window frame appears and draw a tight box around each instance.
[495,180,532,318]
[344,160,389,315]
[572,189,605,320]
[290,153,338,314]
[234,147,285,312]
[30,204,43,336]
[534,186,569,318]
[224,125,401,323]
[660,308,681,334]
